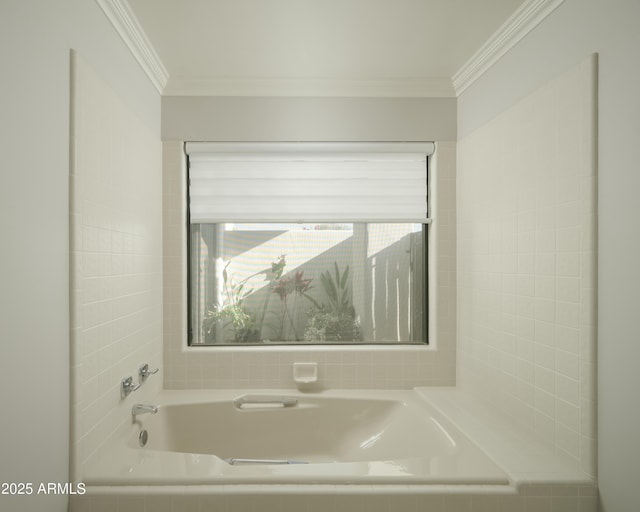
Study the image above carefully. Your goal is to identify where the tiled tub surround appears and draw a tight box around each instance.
[69,52,163,481]
[69,57,598,510]
[456,55,598,476]
[162,141,457,389]
[74,388,596,512]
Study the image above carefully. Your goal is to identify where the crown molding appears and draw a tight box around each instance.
[95,0,169,94]
[453,0,566,96]
[163,77,456,98]
[97,0,561,99]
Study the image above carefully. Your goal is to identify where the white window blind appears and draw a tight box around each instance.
[185,142,434,223]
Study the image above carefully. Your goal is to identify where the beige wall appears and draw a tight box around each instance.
[0,1,160,511]
[162,96,456,142]
[161,91,457,388]
[457,0,640,508]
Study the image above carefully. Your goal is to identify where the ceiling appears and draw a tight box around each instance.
[125,0,526,97]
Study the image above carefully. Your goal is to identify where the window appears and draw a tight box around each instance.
[186,142,433,345]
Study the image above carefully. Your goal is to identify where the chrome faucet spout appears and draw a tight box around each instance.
[132,404,158,418]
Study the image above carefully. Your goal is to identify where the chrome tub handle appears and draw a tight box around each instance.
[233,395,298,409]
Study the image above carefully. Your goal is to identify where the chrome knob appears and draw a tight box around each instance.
[120,376,141,399]
[139,363,159,381]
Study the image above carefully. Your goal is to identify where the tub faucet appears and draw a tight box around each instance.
[132,404,158,418]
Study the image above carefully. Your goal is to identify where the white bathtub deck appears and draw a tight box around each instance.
[414,387,594,487]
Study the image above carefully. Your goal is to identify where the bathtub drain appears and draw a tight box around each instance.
[138,430,148,447]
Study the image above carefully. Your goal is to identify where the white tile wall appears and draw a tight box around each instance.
[456,55,597,476]
[162,141,456,389]
[69,52,163,480]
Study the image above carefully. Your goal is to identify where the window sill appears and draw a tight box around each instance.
[183,342,438,354]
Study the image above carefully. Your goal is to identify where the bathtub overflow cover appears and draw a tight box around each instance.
[139,430,148,447]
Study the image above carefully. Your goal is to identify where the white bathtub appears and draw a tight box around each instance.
[83,389,509,486]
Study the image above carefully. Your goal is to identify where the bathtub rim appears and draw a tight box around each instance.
[82,388,514,487]
[81,387,595,491]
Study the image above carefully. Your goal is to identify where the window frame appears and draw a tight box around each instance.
[185,143,432,347]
